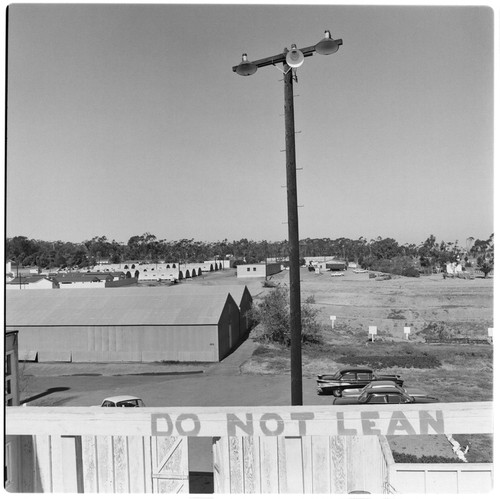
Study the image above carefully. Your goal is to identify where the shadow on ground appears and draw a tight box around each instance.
[21,386,70,405]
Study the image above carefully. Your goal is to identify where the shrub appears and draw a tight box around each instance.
[401,267,420,277]
[392,452,462,464]
[247,287,322,346]
[419,322,454,342]
[262,280,278,288]
[337,355,441,369]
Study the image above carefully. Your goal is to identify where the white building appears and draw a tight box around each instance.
[236,262,282,278]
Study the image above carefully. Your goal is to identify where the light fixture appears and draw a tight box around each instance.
[285,44,305,68]
[314,30,340,55]
[235,53,258,76]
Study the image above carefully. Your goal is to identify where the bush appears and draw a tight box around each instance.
[392,452,462,464]
[401,267,420,277]
[337,354,441,369]
[248,287,322,346]
[419,322,454,342]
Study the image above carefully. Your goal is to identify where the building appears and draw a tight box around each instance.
[236,262,282,278]
[168,284,254,335]
[52,272,114,289]
[5,330,21,493]
[5,330,20,406]
[5,276,55,290]
[5,288,241,362]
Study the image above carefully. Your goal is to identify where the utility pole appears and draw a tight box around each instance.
[283,58,303,404]
[233,31,343,405]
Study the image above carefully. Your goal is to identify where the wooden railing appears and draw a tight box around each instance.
[5,402,493,494]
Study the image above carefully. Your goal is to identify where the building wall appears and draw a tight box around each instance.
[5,331,20,406]
[236,263,282,278]
[58,281,106,289]
[105,277,139,288]
[17,325,222,362]
[6,279,54,290]
[388,463,493,494]
[217,296,242,357]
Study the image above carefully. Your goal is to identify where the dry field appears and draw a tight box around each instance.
[237,267,494,463]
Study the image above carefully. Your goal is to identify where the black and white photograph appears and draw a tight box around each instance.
[3,1,495,494]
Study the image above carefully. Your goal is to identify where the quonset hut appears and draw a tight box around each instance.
[5,288,241,363]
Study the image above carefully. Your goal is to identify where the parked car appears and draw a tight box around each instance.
[99,396,146,407]
[332,386,438,405]
[341,380,430,399]
[316,367,404,396]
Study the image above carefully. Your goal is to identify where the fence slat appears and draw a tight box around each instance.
[82,435,98,492]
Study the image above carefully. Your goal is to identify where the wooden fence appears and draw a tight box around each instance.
[5,402,493,494]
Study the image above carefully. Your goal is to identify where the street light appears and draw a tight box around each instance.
[232,30,343,405]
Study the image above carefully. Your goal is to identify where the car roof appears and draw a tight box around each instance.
[340,367,372,373]
[102,395,141,403]
[367,380,397,386]
[365,386,404,394]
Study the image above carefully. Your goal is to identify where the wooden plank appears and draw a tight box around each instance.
[345,435,362,493]
[330,436,347,493]
[128,436,147,493]
[34,435,52,493]
[284,437,304,493]
[213,437,231,494]
[228,436,244,493]
[277,436,287,493]
[311,435,330,493]
[19,435,35,492]
[6,402,493,437]
[113,435,129,493]
[259,436,279,494]
[96,435,114,493]
[212,438,222,493]
[301,435,313,494]
[49,436,65,492]
[81,435,98,492]
[242,436,260,494]
[143,436,153,493]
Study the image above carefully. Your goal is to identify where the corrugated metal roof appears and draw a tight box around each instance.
[5,288,233,326]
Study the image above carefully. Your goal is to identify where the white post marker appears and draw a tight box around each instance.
[330,315,336,329]
[369,326,377,342]
[404,327,411,340]
[488,328,493,343]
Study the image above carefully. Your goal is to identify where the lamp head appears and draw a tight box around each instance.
[235,53,258,76]
[315,30,340,55]
[285,44,305,68]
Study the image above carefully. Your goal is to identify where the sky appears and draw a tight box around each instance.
[4,1,496,247]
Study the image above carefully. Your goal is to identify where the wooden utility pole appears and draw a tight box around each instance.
[283,61,303,405]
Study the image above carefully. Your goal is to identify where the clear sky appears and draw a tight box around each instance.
[5,1,495,246]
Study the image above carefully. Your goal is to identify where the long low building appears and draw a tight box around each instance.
[5,287,243,363]
[167,284,254,335]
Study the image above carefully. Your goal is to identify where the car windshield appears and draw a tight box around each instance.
[116,399,145,407]
[358,391,370,402]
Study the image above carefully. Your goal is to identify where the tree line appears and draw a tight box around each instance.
[5,232,494,275]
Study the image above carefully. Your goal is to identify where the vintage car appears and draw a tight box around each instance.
[316,367,403,396]
[99,395,146,407]
[332,385,438,405]
[341,380,429,399]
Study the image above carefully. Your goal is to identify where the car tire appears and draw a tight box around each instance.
[333,389,342,397]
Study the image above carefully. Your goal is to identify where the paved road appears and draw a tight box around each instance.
[20,337,332,408]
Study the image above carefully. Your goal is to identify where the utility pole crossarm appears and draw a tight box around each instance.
[231,40,342,72]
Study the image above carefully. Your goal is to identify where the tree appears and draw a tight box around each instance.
[247,287,321,346]
[480,262,493,278]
